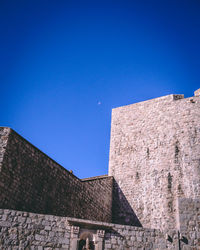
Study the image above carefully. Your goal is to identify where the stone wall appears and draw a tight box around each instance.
[109,94,200,230]
[177,198,200,248]
[111,179,142,227]
[0,208,180,250]
[0,127,9,172]
[82,175,113,219]
[0,127,113,223]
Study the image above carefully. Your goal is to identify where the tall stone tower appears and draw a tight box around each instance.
[109,90,200,231]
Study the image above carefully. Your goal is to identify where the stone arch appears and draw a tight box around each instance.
[78,231,95,250]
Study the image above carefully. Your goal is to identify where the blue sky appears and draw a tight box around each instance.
[0,0,200,178]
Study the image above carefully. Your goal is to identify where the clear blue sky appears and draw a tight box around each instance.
[0,0,200,178]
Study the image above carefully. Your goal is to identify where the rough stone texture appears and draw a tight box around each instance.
[111,179,142,227]
[82,175,113,218]
[0,209,72,249]
[109,94,200,230]
[178,198,200,249]
[1,91,200,248]
[0,208,180,250]
[194,88,200,97]
[0,127,9,173]
[0,127,113,223]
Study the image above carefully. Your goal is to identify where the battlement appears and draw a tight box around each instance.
[112,94,185,111]
[112,90,200,112]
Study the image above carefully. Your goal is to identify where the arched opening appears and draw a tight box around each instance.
[78,231,95,250]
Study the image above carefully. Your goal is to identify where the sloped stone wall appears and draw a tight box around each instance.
[0,127,9,173]
[0,127,113,223]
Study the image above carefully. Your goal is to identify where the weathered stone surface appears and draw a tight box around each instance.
[194,88,200,96]
[0,209,180,249]
[109,94,200,230]
[0,91,200,248]
[177,198,200,248]
[0,127,113,223]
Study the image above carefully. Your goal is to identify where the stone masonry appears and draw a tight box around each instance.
[177,198,200,247]
[0,208,179,249]
[0,89,200,249]
[0,128,113,223]
[109,93,200,231]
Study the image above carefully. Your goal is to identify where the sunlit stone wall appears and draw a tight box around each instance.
[109,93,200,230]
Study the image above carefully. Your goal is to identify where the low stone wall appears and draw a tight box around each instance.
[0,127,113,223]
[0,209,71,249]
[0,208,180,250]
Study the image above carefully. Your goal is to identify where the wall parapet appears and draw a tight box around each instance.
[1,206,199,249]
[0,208,180,249]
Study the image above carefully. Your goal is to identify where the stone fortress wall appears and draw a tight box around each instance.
[0,197,199,249]
[0,127,113,223]
[109,92,200,231]
[0,208,178,249]
[0,89,200,249]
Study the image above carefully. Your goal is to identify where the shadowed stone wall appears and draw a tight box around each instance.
[109,93,200,230]
[177,198,200,248]
[82,175,113,219]
[0,127,9,172]
[0,127,113,223]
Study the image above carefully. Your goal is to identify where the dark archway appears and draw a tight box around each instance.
[78,231,95,250]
